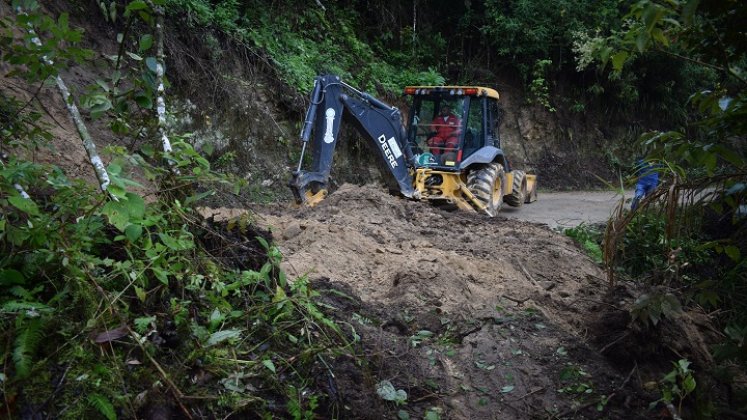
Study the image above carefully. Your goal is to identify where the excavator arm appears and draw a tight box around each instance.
[289,75,417,205]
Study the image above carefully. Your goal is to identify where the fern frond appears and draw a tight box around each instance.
[12,317,44,378]
[2,300,53,314]
[88,393,117,420]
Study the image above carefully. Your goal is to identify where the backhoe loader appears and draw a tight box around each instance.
[289,74,537,216]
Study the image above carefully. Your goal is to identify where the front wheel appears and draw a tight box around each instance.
[467,163,505,217]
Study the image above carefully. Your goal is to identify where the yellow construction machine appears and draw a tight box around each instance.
[289,75,537,216]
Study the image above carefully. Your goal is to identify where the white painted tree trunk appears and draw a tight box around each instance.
[18,8,112,194]
[153,6,179,176]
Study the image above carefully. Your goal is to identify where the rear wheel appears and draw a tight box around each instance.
[525,179,538,203]
[505,170,527,207]
[467,163,505,217]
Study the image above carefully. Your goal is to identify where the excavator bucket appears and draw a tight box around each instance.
[289,172,328,207]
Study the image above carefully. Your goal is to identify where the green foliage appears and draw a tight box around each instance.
[564,223,603,264]
[596,3,746,413]
[630,290,682,327]
[482,0,620,76]
[11,316,44,379]
[557,363,600,408]
[601,0,746,313]
[1,0,93,83]
[714,324,747,368]
[0,4,348,418]
[162,0,444,93]
[88,393,117,420]
[528,59,555,111]
[651,359,696,416]
[286,385,319,420]
[376,379,408,406]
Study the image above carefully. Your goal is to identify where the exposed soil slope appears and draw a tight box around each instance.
[213,184,655,419]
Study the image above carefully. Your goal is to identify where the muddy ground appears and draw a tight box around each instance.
[202,184,671,419]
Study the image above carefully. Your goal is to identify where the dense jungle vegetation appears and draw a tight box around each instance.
[1,0,745,418]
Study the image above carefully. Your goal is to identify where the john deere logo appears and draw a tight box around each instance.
[323,108,335,144]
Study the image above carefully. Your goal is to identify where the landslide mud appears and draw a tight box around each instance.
[214,184,655,419]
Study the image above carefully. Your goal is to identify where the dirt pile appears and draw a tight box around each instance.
[243,184,654,419]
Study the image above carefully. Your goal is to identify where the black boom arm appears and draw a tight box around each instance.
[290,75,416,204]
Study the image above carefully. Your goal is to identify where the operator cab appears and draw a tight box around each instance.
[404,86,501,170]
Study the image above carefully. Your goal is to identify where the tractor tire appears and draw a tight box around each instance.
[467,163,505,217]
[505,170,527,207]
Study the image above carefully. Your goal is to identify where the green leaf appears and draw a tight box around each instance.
[682,0,700,25]
[0,269,25,286]
[139,34,153,52]
[184,190,215,207]
[683,375,696,393]
[134,316,155,333]
[206,329,242,346]
[651,28,668,46]
[424,410,440,420]
[145,57,159,73]
[124,193,145,219]
[376,380,407,404]
[151,266,169,285]
[158,233,194,251]
[724,246,740,262]
[126,0,148,12]
[500,385,515,393]
[124,224,143,243]
[158,233,184,250]
[8,195,40,216]
[2,301,53,314]
[101,201,130,232]
[88,393,117,420]
[13,318,43,379]
[256,235,270,251]
[134,286,146,302]
[611,51,628,72]
[262,359,276,373]
[134,93,152,109]
[635,31,649,52]
[642,3,663,32]
[125,51,143,61]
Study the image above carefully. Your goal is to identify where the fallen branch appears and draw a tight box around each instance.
[516,259,541,289]
[514,386,545,401]
[599,331,630,354]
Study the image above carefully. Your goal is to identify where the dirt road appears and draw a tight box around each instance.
[236,184,653,419]
[501,190,631,230]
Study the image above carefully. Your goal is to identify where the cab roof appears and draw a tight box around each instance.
[403,86,500,100]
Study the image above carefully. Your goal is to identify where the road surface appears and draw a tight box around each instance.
[500,190,632,230]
